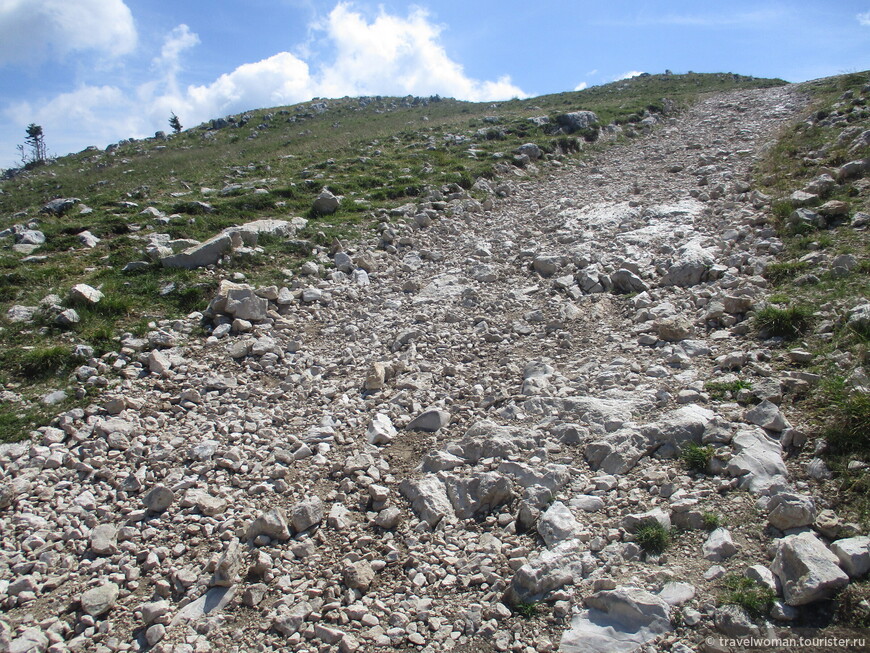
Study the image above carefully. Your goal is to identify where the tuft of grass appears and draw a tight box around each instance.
[704,379,752,400]
[720,574,776,618]
[754,304,814,339]
[702,512,722,531]
[823,388,870,458]
[634,520,670,554]
[836,580,870,628]
[680,442,715,473]
[763,261,810,285]
[514,601,539,619]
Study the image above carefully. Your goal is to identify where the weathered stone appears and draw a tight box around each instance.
[702,528,738,561]
[406,408,451,432]
[399,477,454,527]
[726,427,788,493]
[69,283,103,304]
[830,536,870,578]
[771,532,849,605]
[247,508,290,541]
[559,587,672,653]
[291,496,324,533]
[442,472,513,519]
[766,492,816,531]
[143,485,175,512]
[537,501,581,547]
[80,582,120,617]
[343,560,375,591]
[89,524,118,556]
[556,111,599,134]
[162,234,231,269]
[313,188,340,215]
[660,241,714,287]
[367,413,396,445]
[745,400,790,432]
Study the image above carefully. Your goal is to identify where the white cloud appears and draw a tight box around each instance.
[148,3,525,132]
[574,82,588,91]
[858,10,870,26]
[315,4,525,101]
[615,70,645,81]
[4,85,142,159]
[152,24,200,96]
[0,0,136,66]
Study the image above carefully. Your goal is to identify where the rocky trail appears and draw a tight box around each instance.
[3,85,869,653]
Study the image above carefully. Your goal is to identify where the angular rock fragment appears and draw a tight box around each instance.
[559,587,672,653]
[771,532,849,605]
[406,408,451,432]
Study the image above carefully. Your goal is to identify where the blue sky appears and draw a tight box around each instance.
[1,0,869,170]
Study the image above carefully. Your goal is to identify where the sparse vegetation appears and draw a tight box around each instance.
[753,71,870,533]
[680,442,715,473]
[634,520,670,554]
[704,378,752,400]
[702,512,722,531]
[720,574,776,618]
[754,304,814,339]
[514,601,540,619]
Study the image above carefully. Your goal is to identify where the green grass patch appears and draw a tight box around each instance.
[0,404,40,443]
[0,345,75,381]
[763,261,810,285]
[514,601,540,619]
[720,574,776,618]
[704,379,752,400]
[702,512,722,531]
[634,520,670,554]
[754,304,814,339]
[680,442,715,472]
[823,387,870,457]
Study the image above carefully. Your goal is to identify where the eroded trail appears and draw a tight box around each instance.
[2,86,823,653]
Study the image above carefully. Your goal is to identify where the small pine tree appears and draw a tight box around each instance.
[17,123,47,167]
[169,112,182,134]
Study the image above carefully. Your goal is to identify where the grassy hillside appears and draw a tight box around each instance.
[0,72,786,441]
[754,71,870,529]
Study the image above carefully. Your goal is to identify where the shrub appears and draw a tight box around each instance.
[634,520,670,554]
[720,575,776,618]
[702,512,722,531]
[680,442,715,472]
[755,304,813,339]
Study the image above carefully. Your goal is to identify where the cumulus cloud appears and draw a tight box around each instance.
[144,4,525,133]
[574,82,588,91]
[5,85,142,158]
[858,10,870,26]
[615,70,645,81]
[153,24,200,94]
[0,0,136,66]
[315,4,525,101]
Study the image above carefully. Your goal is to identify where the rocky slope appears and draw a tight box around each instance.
[2,84,869,653]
